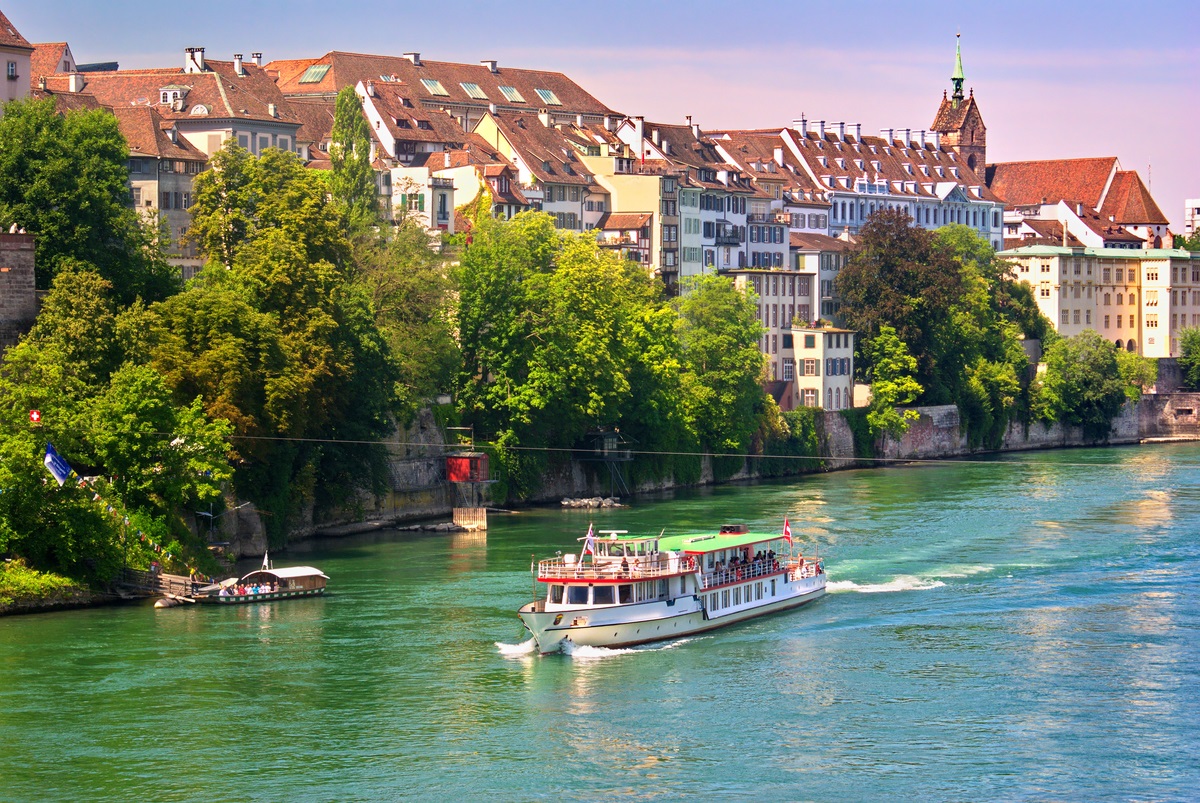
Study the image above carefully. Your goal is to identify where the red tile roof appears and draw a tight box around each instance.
[930,92,982,133]
[30,87,106,114]
[268,51,615,117]
[0,10,31,50]
[288,97,335,147]
[483,113,595,186]
[111,105,207,161]
[363,83,466,147]
[790,231,851,251]
[985,157,1117,209]
[597,212,651,230]
[55,60,300,127]
[30,42,68,85]
[1099,170,1169,226]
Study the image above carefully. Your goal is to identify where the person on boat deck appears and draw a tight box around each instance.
[620,556,629,575]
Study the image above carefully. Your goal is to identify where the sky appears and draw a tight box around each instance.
[12,1,1200,230]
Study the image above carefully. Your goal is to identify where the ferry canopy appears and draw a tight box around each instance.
[658,531,785,555]
[239,566,329,582]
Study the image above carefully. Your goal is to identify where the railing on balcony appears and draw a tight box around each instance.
[715,232,742,246]
[429,177,453,189]
[536,554,697,581]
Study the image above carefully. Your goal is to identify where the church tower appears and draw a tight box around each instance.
[931,35,987,173]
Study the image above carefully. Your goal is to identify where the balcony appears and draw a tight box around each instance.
[747,212,787,225]
[715,232,742,246]
[429,177,453,189]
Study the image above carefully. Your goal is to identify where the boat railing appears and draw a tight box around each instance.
[537,555,696,581]
[789,560,824,582]
[698,559,783,590]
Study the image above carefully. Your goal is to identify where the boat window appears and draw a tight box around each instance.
[548,585,564,604]
[593,586,615,605]
[568,585,590,605]
[618,585,633,604]
[659,579,668,598]
[707,553,714,569]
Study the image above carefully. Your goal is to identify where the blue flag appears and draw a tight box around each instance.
[44,443,73,487]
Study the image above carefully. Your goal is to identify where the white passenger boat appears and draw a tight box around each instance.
[196,553,328,604]
[517,524,825,653]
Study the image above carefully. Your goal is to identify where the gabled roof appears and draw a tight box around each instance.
[268,50,616,117]
[53,60,300,127]
[985,157,1118,209]
[790,231,851,252]
[597,212,651,230]
[709,130,824,198]
[0,10,31,51]
[630,119,759,194]
[288,97,335,147]
[1099,170,1169,226]
[482,113,595,186]
[364,83,466,146]
[30,87,107,114]
[930,91,983,133]
[31,42,70,85]
[112,106,207,161]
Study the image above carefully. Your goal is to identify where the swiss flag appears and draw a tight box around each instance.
[29,410,41,424]
[782,517,792,543]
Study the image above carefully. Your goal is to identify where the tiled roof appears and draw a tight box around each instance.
[483,113,595,186]
[1099,170,1169,226]
[31,42,68,84]
[0,10,31,50]
[112,106,207,161]
[1019,218,1083,247]
[364,84,466,146]
[597,212,651,230]
[709,129,825,198]
[634,120,759,194]
[30,87,106,113]
[790,231,851,252]
[785,127,998,202]
[269,51,616,117]
[288,97,335,147]
[985,157,1117,209]
[1074,211,1143,243]
[58,60,301,127]
[930,92,981,132]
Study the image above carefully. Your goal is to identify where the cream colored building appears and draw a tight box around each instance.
[0,9,32,106]
[793,325,856,410]
[1000,244,1200,357]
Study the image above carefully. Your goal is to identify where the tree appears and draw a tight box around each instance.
[864,326,923,437]
[1036,330,1128,441]
[330,87,378,231]
[1115,348,1157,402]
[674,274,766,453]
[1174,232,1200,251]
[1178,328,1200,390]
[0,97,177,303]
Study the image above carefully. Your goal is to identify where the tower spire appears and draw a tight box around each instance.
[951,33,965,107]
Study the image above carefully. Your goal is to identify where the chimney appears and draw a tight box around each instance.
[67,72,84,93]
[488,103,497,114]
[918,130,927,148]
[233,54,244,76]
[538,108,551,127]
[902,128,911,147]
[836,122,846,139]
[403,52,421,66]
[480,59,498,73]
[603,115,612,131]
[1062,221,1068,247]
[268,103,277,118]
[794,115,807,134]
[444,152,450,168]
[366,80,376,97]
[37,76,46,91]
[635,116,645,157]
[184,47,205,73]
[774,146,784,167]
[880,127,894,143]
[931,131,941,149]
[852,123,862,140]
[576,113,583,127]
[251,52,262,67]
[818,120,825,138]
[651,128,660,145]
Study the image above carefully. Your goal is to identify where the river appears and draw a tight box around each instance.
[2,443,1198,801]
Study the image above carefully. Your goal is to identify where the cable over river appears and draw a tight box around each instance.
[2,443,1198,800]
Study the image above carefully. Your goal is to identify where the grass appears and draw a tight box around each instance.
[0,559,81,607]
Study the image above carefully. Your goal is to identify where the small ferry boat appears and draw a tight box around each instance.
[197,554,329,604]
[517,524,825,653]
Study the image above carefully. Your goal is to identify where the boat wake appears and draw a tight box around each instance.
[495,638,538,657]
[562,637,696,660]
[827,576,946,594]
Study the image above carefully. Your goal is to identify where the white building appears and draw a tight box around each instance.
[1185,199,1200,239]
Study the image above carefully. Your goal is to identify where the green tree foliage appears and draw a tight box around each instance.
[864,325,923,437]
[329,87,378,231]
[1177,328,1200,390]
[0,269,231,583]
[0,97,177,303]
[1115,348,1157,402]
[838,215,1048,447]
[1035,330,1129,441]
[1173,232,1200,251]
[674,274,766,453]
[182,143,395,537]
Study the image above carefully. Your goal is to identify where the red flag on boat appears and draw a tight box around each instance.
[782,518,792,543]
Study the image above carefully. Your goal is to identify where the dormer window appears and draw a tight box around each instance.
[920,165,929,176]
[854,159,864,170]
[818,156,827,167]
[835,158,845,169]
[869,145,877,154]
[903,164,913,175]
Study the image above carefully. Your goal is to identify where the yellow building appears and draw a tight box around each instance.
[999,245,1200,357]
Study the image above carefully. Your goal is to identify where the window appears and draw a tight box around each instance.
[567,586,588,605]
[534,88,562,105]
[1086,310,1092,325]
[420,78,449,96]
[1073,310,1081,324]
[1061,310,1070,324]
[1104,315,1111,329]
[298,64,331,83]
[459,82,489,100]
[592,586,614,605]
[497,85,526,103]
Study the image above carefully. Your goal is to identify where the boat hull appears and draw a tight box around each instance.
[200,588,326,604]
[518,576,825,653]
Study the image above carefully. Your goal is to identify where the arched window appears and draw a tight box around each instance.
[1116,339,1123,348]
[826,388,833,409]
[1104,293,1111,305]
[1129,292,1137,305]
[967,154,976,170]
[1117,293,1124,305]
[1127,340,1136,352]
[835,387,842,409]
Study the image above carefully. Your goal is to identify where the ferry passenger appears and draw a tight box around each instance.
[620,556,630,576]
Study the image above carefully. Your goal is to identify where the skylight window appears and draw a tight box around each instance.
[378,74,398,83]
[534,88,562,106]
[460,82,489,100]
[420,78,449,97]
[498,85,526,103]
[299,64,330,83]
